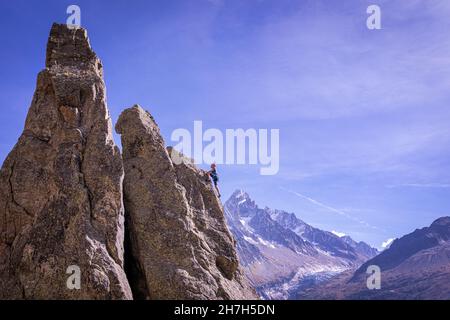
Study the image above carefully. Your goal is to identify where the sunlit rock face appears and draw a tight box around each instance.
[0,23,131,299]
[116,105,258,300]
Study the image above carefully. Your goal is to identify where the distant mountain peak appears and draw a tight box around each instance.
[231,189,251,200]
[354,216,450,278]
[228,189,258,211]
[301,217,450,300]
[224,189,378,299]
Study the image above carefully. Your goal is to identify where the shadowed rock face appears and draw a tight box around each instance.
[116,105,258,300]
[0,24,132,299]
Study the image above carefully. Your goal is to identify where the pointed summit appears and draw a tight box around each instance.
[227,190,258,213]
[0,23,131,299]
[45,23,102,73]
[231,189,251,201]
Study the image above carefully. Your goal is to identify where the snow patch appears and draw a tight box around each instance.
[243,236,259,245]
[293,225,305,236]
[258,237,276,249]
[381,238,395,250]
[331,230,346,238]
[239,217,256,234]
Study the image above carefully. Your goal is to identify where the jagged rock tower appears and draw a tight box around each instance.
[0,23,257,300]
[0,24,132,299]
[116,105,257,299]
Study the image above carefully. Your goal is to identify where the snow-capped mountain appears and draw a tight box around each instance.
[268,208,378,261]
[224,190,378,299]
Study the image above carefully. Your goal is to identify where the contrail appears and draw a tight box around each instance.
[280,187,382,231]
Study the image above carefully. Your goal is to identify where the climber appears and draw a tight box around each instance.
[207,163,221,198]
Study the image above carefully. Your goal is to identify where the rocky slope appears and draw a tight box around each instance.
[0,24,131,299]
[224,190,377,299]
[298,217,450,299]
[116,106,257,300]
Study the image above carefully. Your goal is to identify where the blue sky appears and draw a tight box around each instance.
[1,0,450,249]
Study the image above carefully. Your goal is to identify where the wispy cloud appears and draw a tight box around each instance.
[387,183,450,189]
[216,0,450,123]
[281,187,382,231]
